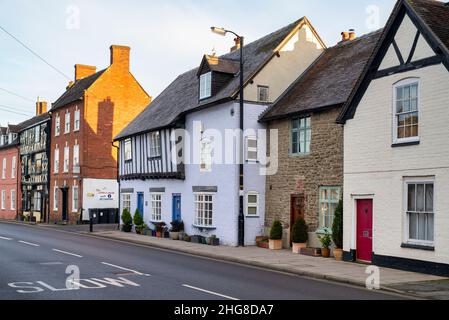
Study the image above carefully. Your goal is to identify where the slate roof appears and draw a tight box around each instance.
[260,30,382,122]
[52,70,106,110]
[198,55,240,75]
[116,17,324,140]
[16,112,51,132]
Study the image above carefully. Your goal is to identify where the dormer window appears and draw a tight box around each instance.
[199,72,212,100]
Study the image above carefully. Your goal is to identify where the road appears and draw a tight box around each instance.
[0,222,405,300]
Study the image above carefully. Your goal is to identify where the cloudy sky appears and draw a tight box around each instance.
[0,0,397,125]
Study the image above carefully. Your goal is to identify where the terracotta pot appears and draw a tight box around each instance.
[292,243,307,254]
[269,239,283,250]
[156,231,163,238]
[321,248,331,258]
[333,248,344,261]
[170,232,180,240]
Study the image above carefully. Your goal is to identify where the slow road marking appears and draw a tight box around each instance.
[101,262,151,277]
[18,241,40,247]
[52,249,83,258]
[0,236,13,241]
[182,284,239,301]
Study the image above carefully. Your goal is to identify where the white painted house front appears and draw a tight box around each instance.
[338,0,449,276]
[116,18,325,246]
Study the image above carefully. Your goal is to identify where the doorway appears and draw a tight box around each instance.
[137,193,145,219]
[356,199,373,263]
[290,194,305,244]
[61,188,69,221]
[172,195,182,222]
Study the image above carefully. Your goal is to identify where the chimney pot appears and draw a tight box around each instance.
[110,45,130,70]
[35,99,47,116]
[75,64,97,81]
[341,31,350,42]
[349,29,356,41]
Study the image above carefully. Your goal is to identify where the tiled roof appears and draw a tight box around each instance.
[16,112,51,132]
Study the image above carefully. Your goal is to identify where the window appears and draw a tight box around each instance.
[150,194,162,222]
[53,186,59,211]
[55,114,60,136]
[149,132,161,158]
[406,181,434,246]
[11,190,15,210]
[74,108,80,131]
[319,187,341,230]
[258,86,269,102]
[200,139,212,172]
[65,112,71,134]
[35,125,40,143]
[63,146,70,173]
[194,194,213,227]
[35,154,42,175]
[199,72,212,100]
[246,192,259,216]
[1,190,5,210]
[73,143,80,172]
[2,158,6,179]
[124,139,132,161]
[72,186,79,212]
[291,117,311,155]
[32,192,41,212]
[122,193,131,213]
[246,136,258,162]
[11,156,16,179]
[54,147,60,174]
[394,79,419,143]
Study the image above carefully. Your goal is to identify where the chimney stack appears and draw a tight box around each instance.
[341,29,356,43]
[75,64,97,81]
[230,37,241,53]
[341,31,350,42]
[349,29,356,40]
[110,45,130,70]
[36,97,47,116]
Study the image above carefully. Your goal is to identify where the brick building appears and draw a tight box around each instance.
[49,45,151,224]
[0,125,20,220]
[259,30,381,248]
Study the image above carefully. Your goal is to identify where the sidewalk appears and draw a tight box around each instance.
[85,229,447,298]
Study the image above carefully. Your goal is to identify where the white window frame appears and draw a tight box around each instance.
[1,190,5,210]
[403,178,435,248]
[194,193,214,227]
[150,193,163,222]
[122,193,132,213]
[124,139,132,161]
[11,156,16,179]
[55,114,61,137]
[53,186,59,211]
[65,112,71,134]
[199,72,212,100]
[149,132,161,158]
[73,143,80,171]
[35,125,41,143]
[54,147,60,174]
[246,136,258,162]
[200,139,212,173]
[318,186,341,231]
[72,185,79,213]
[63,146,70,173]
[33,191,42,212]
[393,78,420,145]
[10,190,15,210]
[74,108,80,132]
[291,117,312,156]
[2,158,6,179]
[257,85,270,103]
[245,192,259,217]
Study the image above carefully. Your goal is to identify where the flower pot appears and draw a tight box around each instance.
[333,248,344,261]
[178,232,185,241]
[321,248,331,258]
[269,239,283,250]
[170,232,180,240]
[156,231,163,238]
[122,224,132,233]
[292,243,307,254]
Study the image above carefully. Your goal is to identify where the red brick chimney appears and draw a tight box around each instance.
[110,45,130,70]
[75,64,97,81]
[36,97,47,116]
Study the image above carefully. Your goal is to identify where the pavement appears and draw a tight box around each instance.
[0,221,406,300]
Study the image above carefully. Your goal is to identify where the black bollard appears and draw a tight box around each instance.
[90,217,93,233]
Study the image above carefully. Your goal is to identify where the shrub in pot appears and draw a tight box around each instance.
[318,229,332,258]
[155,222,167,238]
[269,220,283,250]
[121,209,133,233]
[133,209,144,234]
[291,218,308,254]
[332,200,344,261]
[169,221,184,240]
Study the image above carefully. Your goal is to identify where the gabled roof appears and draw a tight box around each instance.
[17,112,51,132]
[260,30,382,122]
[52,70,106,111]
[116,17,326,140]
[197,55,240,76]
[338,0,449,124]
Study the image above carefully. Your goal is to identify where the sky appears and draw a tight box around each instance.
[0,0,397,125]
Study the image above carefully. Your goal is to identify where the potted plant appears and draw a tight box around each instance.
[133,209,144,234]
[169,221,184,240]
[257,237,269,249]
[183,234,191,242]
[332,200,344,261]
[121,209,133,233]
[269,220,283,250]
[318,229,332,258]
[291,218,308,254]
[207,235,220,246]
[155,222,166,238]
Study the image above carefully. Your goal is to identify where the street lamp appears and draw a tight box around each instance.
[211,26,245,247]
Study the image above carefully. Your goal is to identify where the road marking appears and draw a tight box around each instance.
[52,249,83,258]
[18,241,40,247]
[0,236,13,241]
[101,262,151,277]
[182,284,239,301]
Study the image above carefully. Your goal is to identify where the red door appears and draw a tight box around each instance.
[357,200,373,262]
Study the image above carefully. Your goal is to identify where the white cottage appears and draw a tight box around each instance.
[115,17,325,246]
[338,0,449,276]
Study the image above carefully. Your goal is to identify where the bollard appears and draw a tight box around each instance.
[90,217,93,233]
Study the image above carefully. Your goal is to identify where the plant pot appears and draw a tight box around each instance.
[156,231,163,238]
[333,248,344,261]
[122,224,132,233]
[321,248,331,258]
[207,237,220,246]
[136,229,142,235]
[256,236,265,243]
[269,239,283,250]
[258,241,269,249]
[170,232,180,240]
[191,235,200,244]
[292,243,307,254]
[178,232,185,241]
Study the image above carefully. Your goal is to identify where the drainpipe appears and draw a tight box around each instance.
[112,141,120,230]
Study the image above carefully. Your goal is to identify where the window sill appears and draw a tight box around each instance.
[289,153,311,158]
[245,215,260,219]
[150,220,163,224]
[148,156,162,161]
[401,243,435,251]
[392,140,420,148]
[193,224,216,230]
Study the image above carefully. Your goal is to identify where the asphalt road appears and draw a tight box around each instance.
[0,222,405,300]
